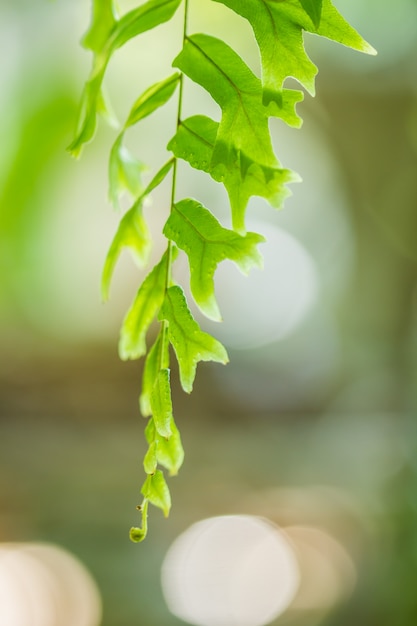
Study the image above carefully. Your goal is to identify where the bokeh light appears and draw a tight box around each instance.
[285,525,357,614]
[0,542,102,626]
[202,221,319,350]
[161,515,300,626]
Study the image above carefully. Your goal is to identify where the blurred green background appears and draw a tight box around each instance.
[1,1,417,625]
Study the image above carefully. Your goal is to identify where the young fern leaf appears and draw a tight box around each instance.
[70,0,375,541]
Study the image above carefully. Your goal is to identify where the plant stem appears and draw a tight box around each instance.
[160,0,189,369]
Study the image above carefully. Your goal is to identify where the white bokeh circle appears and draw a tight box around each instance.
[161,515,300,626]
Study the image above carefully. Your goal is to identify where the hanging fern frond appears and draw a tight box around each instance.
[69,0,375,541]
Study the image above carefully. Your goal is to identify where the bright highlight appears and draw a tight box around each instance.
[161,515,300,626]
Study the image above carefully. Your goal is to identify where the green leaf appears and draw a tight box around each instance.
[145,418,184,476]
[140,332,166,417]
[119,250,171,360]
[101,201,151,301]
[82,0,118,52]
[143,441,158,474]
[173,34,295,232]
[158,286,229,393]
[109,0,183,53]
[67,72,105,158]
[102,160,174,301]
[141,469,171,517]
[156,420,184,476]
[142,157,175,196]
[129,499,149,543]
[164,198,265,320]
[299,0,322,29]
[150,368,173,438]
[125,73,181,129]
[109,133,147,209]
[212,0,376,110]
[168,115,298,234]
[68,0,182,157]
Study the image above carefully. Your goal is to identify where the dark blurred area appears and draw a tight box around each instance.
[1,1,417,625]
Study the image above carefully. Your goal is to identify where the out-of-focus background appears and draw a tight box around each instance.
[1,1,417,625]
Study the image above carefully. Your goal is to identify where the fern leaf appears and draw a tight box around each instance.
[109,133,147,209]
[164,198,265,320]
[150,368,173,438]
[159,286,229,393]
[101,202,151,301]
[125,73,181,128]
[145,418,184,476]
[174,34,293,232]
[141,469,171,517]
[212,0,376,112]
[119,250,172,360]
[68,0,182,156]
[168,115,298,233]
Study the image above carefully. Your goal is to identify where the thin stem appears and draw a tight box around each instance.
[160,0,189,369]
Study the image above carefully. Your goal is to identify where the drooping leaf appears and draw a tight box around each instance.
[119,250,172,360]
[145,418,184,476]
[109,133,147,209]
[82,0,118,52]
[143,441,158,474]
[212,0,376,111]
[142,157,175,196]
[173,34,296,232]
[168,116,298,233]
[140,332,166,417]
[150,368,173,438]
[164,198,265,320]
[68,0,182,156]
[101,201,151,301]
[102,159,174,301]
[141,469,171,517]
[108,0,182,52]
[125,73,181,129]
[158,285,229,393]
